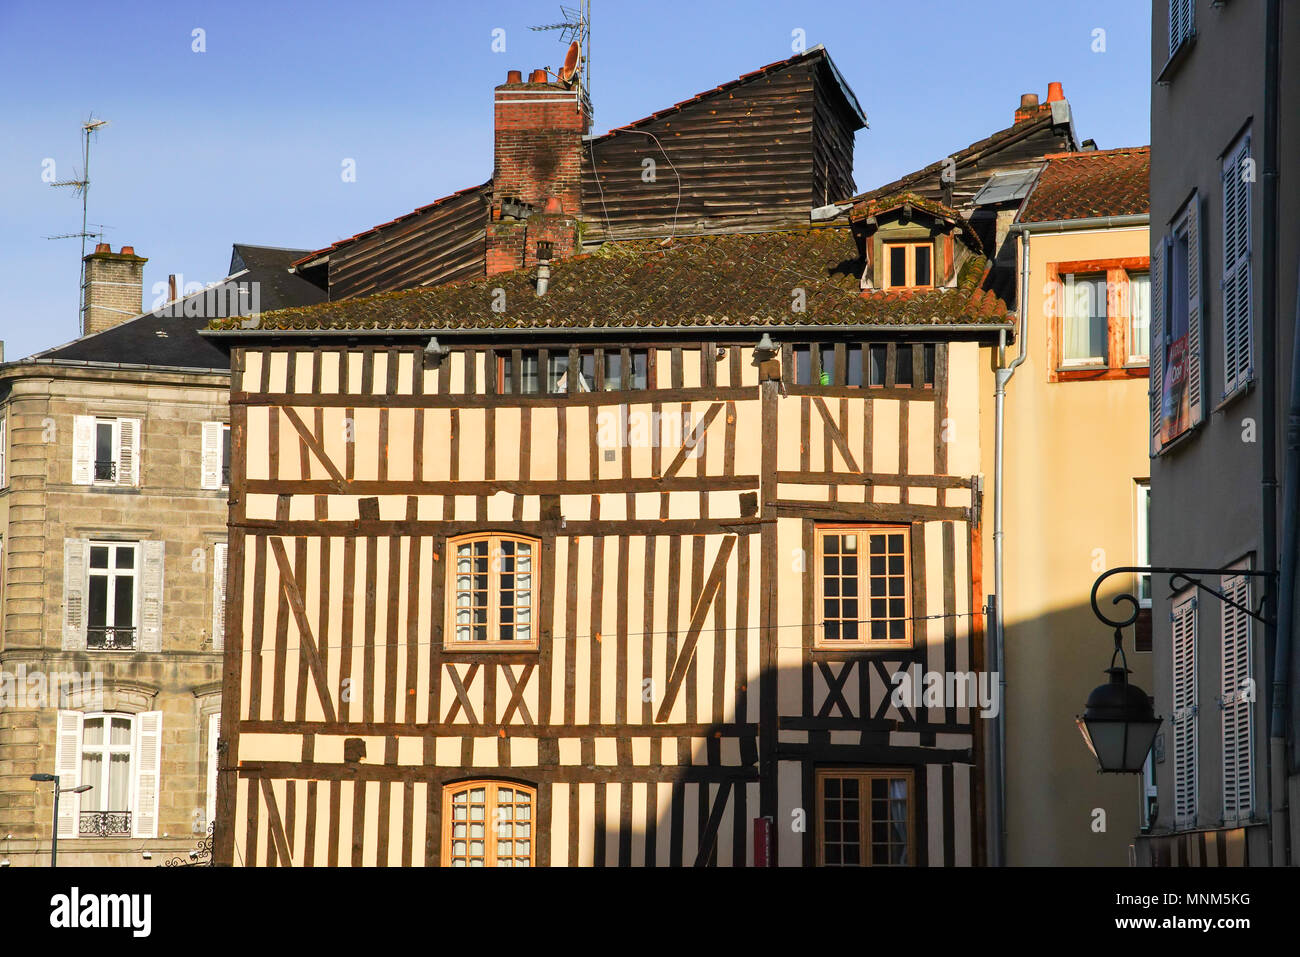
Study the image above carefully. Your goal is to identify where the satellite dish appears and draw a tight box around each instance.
[559,40,581,83]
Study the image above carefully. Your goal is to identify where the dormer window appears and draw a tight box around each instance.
[883,242,933,290]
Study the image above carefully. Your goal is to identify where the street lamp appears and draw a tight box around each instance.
[1081,564,1274,774]
[30,773,92,867]
[1075,630,1162,773]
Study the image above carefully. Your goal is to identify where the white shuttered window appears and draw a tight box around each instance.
[52,709,162,839]
[201,421,229,490]
[1220,572,1255,822]
[72,415,141,487]
[212,542,227,652]
[1171,594,1198,828]
[1222,132,1253,397]
[205,711,220,827]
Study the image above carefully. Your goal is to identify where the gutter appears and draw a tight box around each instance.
[199,322,1015,341]
[1012,213,1149,235]
[987,226,1032,867]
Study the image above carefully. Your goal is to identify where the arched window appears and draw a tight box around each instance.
[442,781,535,867]
[446,534,539,648]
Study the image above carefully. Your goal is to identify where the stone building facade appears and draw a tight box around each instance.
[0,243,321,866]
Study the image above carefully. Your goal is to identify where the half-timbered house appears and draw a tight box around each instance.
[205,49,1015,868]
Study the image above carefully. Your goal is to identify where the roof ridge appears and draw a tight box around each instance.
[1043,145,1150,160]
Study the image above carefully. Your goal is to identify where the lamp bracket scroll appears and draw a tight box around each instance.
[1090,565,1276,631]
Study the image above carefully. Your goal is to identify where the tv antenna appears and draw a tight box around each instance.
[530,1,591,118]
[48,116,109,334]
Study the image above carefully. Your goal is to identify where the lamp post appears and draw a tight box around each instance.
[30,773,92,867]
[1080,565,1274,773]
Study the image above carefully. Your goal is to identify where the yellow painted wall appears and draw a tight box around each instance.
[980,224,1153,865]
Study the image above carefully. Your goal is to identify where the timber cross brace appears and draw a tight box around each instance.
[1090,565,1277,630]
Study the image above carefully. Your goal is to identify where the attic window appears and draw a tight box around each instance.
[883,242,933,290]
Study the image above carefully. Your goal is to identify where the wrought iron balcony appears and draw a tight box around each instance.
[87,626,137,650]
[93,460,117,482]
[80,810,131,837]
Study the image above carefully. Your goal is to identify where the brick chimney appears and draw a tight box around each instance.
[82,243,147,336]
[487,68,590,276]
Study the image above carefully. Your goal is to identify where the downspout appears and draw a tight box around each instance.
[1274,263,1299,862]
[1261,0,1287,866]
[990,227,1030,866]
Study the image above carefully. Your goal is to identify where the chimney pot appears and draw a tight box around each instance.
[1047,82,1065,102]
[94,242,111,254]
[1019,93,1039,110]
[507,69,522,84]
[119,245,134,256]
[530,68,548,83]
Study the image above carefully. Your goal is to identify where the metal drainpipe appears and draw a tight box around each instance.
[1260,0,1287,866]
[1274,262,1299,864]
[990,227,1030,866]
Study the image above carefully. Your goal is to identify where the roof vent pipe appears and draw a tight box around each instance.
[535,241,553,297]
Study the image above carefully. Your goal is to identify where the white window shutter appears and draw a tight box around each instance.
[72,415,95,485]
[117,417,141,487]
[1185,195,1205,427]
[205,711,220,827]
[212,542,228,652]
[132,710,163,839]
[62,539,88,651]
[1149,240,1166,457]
[1220,574,1254,822]
[139,540,165,652]
[54,710,84,839]
[1171,595,1199,828]
[201,421,223,490]
[0,416,7,487]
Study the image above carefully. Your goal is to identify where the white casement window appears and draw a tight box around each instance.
[1171,593,1199,828]
[53,710,163,839]
[1151,194,1205,455]
[1061,274,1109,366]
[212,542,228,652]
[1127,272,1151,365]
[205,711,220,828]
[1220,569,1255,823]
[201,421,231,490]
[1168,0,1195,57]
[63,539,164,652]
[0,416,7,488]
[72,415,140,487]
[1222,131,1253,397]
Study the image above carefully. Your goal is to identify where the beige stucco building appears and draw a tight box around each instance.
[980,147,1153,864]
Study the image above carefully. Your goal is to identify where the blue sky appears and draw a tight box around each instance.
[0,0,1150,361]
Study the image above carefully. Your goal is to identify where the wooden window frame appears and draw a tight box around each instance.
[815,524,912,650]
[882,242,934,291]
[815,768,915,867]
[444,532,540,651]
[441,779,536,867]
[1046,257,1151,382]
